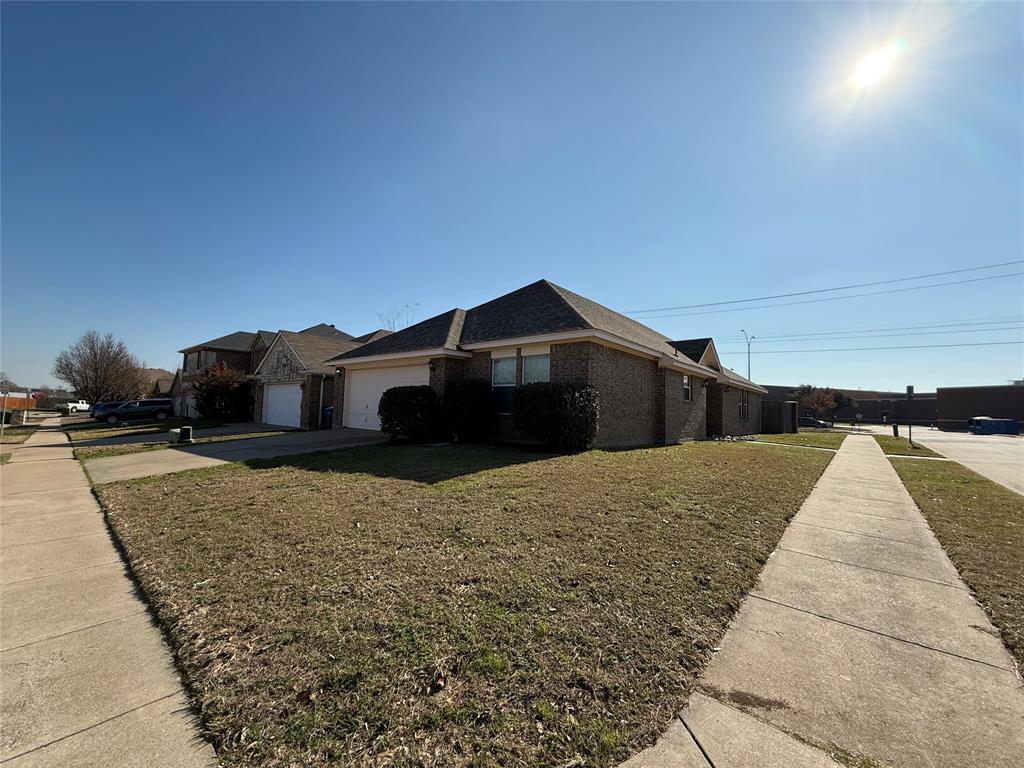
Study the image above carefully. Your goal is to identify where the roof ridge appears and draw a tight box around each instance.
[537,280,595,331]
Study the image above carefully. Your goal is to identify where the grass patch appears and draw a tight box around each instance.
[0,427,36,444]
[74,431,292,461]
[99,442,832,767]
[752,432,847,450]
[64,418,223,442]
[873,435,941,457]
[890,458,1023,667]
[0,449,12,465]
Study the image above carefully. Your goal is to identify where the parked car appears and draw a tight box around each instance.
[91,401,127,419]
[798,416,831,429]
[99,398,173,425]
[58,399,91,414]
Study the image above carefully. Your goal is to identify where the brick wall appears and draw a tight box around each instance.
[718,387,762,436]
[551,341,661,447]
[299,374,334,430]
[428,357,466,399]
[332,369,346,428]
[661,369,707,443]
[706,383,724,436]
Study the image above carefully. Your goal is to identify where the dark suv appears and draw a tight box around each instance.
[100,398,174,425]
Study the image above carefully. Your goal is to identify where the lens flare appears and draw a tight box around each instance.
[853,38,907,90]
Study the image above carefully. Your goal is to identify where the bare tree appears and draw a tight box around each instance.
[52,331,148,403]
[378,303,419,331]
[0,371,14,392]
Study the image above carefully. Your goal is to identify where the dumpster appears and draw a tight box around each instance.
[967,416,1020,435]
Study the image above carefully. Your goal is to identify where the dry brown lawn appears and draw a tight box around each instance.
[99,442,832,768]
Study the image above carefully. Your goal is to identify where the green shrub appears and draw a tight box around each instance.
[513,383,599,452]
[378,385,440,442]
[443,378,493,442]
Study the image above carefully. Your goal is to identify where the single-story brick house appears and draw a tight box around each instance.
[253,326,383,430]
[325,280,766,447]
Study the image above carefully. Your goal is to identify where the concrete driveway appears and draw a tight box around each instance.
[84,427,387,484]
[909,428,1023,496]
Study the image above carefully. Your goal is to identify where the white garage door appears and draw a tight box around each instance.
[263,383,302,428]
[344,365,430,430]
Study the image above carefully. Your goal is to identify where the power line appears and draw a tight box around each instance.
[628,259,1024,315]
[716,316,1024,342]
[718,340,1024,354]
[634,271,1024,320]
[717,325,1024,344]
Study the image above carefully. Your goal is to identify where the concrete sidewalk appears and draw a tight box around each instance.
[0,419,216,767]
[84,426,387,484]
[622,435,1024,768]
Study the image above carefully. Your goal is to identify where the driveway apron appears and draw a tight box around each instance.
[621,434,1024,768]
[0,419,216,767]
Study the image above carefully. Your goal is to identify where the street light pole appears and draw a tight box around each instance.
[741,329,756,380]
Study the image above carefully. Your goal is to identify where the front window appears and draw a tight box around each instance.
[739,390,749,420]
[682,375,692,401]
[492,357,516,414]
[522,354,550,384]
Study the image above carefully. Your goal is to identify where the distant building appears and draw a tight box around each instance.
[762,384,937,426]
[936,384,1024,431]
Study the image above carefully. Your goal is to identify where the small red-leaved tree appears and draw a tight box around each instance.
[194,363,252,421]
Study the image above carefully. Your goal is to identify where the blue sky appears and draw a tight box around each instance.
[2,1,1021,391]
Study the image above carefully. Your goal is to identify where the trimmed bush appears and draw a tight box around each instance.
[378,385,440,442]
[443,378,493,443]
[513,382,599,452]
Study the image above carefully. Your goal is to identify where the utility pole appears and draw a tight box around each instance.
[907,385,914,447]
[741,329,756,380]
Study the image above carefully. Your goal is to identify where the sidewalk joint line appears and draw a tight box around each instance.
[0,691,180,764]
[1,530,107,550]
[1,559,123,586]
[678,712,717,768]
[748,594,1014,673]
[813,507,930,525]
[790,520,942,550]
[0,610,147,654]
[775,547,967,590]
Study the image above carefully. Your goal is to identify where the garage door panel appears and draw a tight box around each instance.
[344,366,429,430]
[264,383,302,428]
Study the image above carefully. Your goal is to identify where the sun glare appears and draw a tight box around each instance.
[853,38,907,90]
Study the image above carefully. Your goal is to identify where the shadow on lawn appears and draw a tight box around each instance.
[242,442,556,484]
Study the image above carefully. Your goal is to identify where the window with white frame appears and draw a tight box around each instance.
[739,390,749,420]
[492,357,517,414]
[522,354,550,384]
[682,374,692,401]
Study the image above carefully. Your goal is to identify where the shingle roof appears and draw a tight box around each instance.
[328,310,466,362]
[329,280,709,370]
[720,366,768,394]
[279,331,362,374]
[668,338,712,365]
[351,329,394,344]
[254,330,278,347]
[179,331,256,354]
[299,323,353,340]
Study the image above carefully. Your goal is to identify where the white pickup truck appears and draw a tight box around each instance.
[58,399,91,414]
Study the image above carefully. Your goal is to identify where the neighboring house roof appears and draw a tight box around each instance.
[351,329,394,344]
[326,280,718,377]
[265,331,363,375]
[152,377,174,393]
[327,309,467,363]
[179,331,256,354]
[254,330,277,347]
[299,323,354,340]
[719,366,769,394]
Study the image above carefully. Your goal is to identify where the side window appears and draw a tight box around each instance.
[522,354,550,384]
[682,375,692,401]
[492,357,516,415]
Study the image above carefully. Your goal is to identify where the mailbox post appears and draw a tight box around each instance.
[906,385,914,447]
